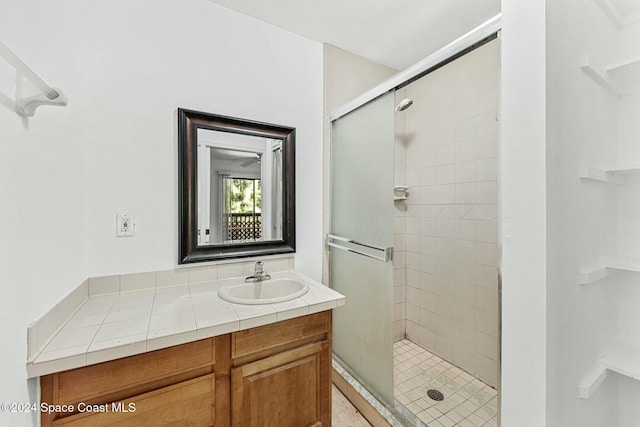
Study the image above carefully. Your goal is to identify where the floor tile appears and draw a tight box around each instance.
[332,385,372,427]
[394,339,498,427]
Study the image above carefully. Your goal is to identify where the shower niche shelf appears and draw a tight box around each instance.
[580,344,640,399]
[579,256,640,284]
[580,55,640,97]
[579,166,640,184]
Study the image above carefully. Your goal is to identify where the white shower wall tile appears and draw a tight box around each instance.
[476,220,498,244]
[395,40,498,388]
[475,265,498,291]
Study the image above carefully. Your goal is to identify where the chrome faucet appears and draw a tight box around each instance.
[245,261,271,283]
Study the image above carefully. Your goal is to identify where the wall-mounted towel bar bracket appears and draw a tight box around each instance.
[326,234,393,263]
[0,40,67,117]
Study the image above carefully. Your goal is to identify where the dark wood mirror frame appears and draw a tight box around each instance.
[178,108,296,264]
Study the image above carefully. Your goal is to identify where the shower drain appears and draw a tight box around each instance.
[426,389,444,401]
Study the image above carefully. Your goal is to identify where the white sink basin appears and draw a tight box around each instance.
[218,278,309,305]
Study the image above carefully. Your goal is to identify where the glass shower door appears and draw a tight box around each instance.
[330,92,395,405]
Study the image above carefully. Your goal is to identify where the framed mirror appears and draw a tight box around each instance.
[178,108,295,264]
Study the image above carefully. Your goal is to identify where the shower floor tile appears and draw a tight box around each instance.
[394,340,498,427]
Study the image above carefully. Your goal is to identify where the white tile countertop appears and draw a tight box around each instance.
[26,271,344,378]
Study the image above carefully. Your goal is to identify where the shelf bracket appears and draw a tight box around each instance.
[0,39,67,118]
[15,74,67,117]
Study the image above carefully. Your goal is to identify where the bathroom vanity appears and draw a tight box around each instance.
[28,271,343,427]
[40,311,331,427]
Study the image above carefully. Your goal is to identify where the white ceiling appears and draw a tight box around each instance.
[208,0,500,70]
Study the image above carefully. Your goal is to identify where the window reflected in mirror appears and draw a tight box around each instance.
[196,130,283,246]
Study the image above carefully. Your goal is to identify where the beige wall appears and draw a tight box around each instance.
[395,40,499,387]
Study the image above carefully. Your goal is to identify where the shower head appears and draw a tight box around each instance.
[395,98,413,112]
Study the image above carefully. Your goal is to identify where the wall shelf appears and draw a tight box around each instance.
[580,256,640,284]
[580,344,640,398]
[606,57,640,95]
[577,0,640,409]
[580,55,640,97]
[595,0,640,28]
[579,166,640,184]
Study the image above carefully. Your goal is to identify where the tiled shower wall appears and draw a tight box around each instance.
[393,40,499,387]
[394,87,408,342]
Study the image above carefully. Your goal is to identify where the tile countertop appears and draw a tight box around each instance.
[26,271,345,378]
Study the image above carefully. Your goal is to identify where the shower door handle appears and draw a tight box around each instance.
[326,234,393,263]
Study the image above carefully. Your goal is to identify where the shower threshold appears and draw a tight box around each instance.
[332,354,421,427]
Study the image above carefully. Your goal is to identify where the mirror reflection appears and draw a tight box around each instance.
[197,129,283,246]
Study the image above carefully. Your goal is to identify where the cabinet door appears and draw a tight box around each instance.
[231,341,331,427]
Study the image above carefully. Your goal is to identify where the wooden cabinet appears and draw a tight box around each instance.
[40,311,332,427]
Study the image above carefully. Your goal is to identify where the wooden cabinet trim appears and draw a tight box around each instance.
[213,334,232,427]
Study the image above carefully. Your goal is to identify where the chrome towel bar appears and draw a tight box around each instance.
[326,234,393,263]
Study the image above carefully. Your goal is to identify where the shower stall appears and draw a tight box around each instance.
[328,16,501,427]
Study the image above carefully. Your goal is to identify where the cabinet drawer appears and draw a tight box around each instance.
[53,338,215,405]
[232,311,330,363]
[52,374,215,427]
